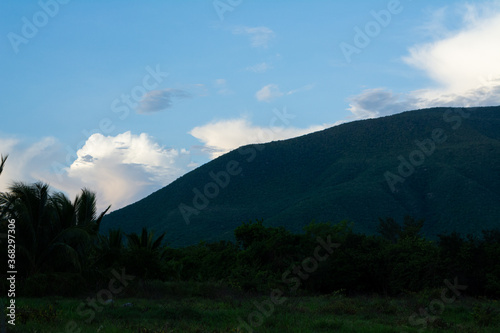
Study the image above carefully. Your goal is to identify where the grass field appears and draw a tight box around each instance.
[6,283,500,333]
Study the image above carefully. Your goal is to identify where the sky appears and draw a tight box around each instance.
[1,0,500,212]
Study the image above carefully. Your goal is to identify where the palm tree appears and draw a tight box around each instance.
[127,227,165,252]
[125,227,166,279]
[95,228,125,268]
[0,181,110,276]
[52,188,110,275]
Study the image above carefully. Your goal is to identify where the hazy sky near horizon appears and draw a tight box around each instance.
[1,0,500,211]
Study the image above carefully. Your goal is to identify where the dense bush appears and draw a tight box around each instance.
[1,179,499,299]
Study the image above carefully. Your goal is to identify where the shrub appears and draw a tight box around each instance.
[472,303,499,327]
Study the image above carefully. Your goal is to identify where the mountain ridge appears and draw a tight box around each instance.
[101,106,500,247]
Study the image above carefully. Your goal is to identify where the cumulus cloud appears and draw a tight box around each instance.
[232,26,275,48]
[54,132,193,211]
[189,118,327,159]
[246,62,273,73]
[137,89,190,113]
[256,84,283,102]
[347,3,500,119]
[1,132,195,212]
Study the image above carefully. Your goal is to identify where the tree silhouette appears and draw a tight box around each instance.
[124,227,166,279]
[0,182,109,276]
[377,216,425,243]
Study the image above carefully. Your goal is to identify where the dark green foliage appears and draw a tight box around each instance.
[95,228,125,268]
[0,179,110,296]
[2,208,500,299]
[101,106,500,247]
[169,240,239,283]
[123,228,166,279]
[377,217,401,243]
[0,182,107,278]
[1,127,500,301]
[472,303,500,327]
[380,237,439,294]
[400,216,425,240]
[126,227,165,252]
[230,219,305,291]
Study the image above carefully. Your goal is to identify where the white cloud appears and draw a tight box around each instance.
[57,132,193,211]
[0,136,64,192]
[137,89,190,114]
[348,4,500,119]
[256,84,283,102]
[1,132,195,212]
[255,83,314,102]
[189,118,327,159]
[404,10,500,93]
[246,62,272,73]
[347,88,423,120]
[232,26,275,48]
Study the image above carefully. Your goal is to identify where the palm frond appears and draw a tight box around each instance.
[94,204,111,232]
[126,232,141,250]
[51,191,76,230]
[0,154,8,176]
[75,188,97,226]
[152,232,166,250]
[141,227,148,248]
[108,229,124,249]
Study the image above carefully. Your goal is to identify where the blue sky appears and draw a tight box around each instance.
[1,0,499,211]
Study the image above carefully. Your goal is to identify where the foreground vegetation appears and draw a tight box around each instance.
[8,288,500,332]
[1,154,499,331]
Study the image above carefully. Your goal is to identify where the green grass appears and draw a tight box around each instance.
[6,289,500,332]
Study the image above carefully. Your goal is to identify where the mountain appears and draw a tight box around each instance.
[101,106,500,247]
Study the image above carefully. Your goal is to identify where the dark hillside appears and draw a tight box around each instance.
[101,106,500,247]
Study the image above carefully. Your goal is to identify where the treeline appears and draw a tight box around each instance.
[1,176,500,298]
[160,217,500,297]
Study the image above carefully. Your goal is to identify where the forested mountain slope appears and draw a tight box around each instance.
[101,106,500,247]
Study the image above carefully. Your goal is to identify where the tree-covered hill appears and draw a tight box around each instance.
[101,106,500,247]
